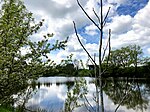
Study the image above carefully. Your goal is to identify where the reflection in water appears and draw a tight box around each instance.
[103,78,150,112]
[25,77,150,112]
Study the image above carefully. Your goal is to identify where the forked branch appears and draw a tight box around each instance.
[73,21,97,66]
[93,8,100,25]
[77,0,101,31]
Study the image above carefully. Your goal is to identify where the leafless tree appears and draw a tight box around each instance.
[73,0,111,112]
[72,0,135,112]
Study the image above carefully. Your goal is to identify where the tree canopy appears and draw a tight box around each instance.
[105,45,143,67]
[0,0,67,105]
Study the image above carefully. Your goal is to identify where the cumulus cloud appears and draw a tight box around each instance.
[107,15,133,34]
[23,0,150,63]
[103,0,150,51]
[49,33,99,64]
[85,24,98,36]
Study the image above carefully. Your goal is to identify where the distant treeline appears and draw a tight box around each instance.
[42,45,150,78]
[41,62,150,78]
[102,63,150,78]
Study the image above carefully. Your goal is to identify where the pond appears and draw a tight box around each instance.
[24,77,150,112]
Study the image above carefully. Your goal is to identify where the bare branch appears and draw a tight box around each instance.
[84,102,92,112]
[103,7,111,27]
[115,78,135,112]
[75,1,111,112]
[114,86,131,112]
[76,0,101,31]
[95,86,100,112]
[114,93,128,112]
[93,8,100,25]
[107,29,111,65]
[102,29,111,62]
[73,21,98,66]
[98,0,103,73]
[84,95,95,112]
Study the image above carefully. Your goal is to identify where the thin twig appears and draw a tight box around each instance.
[84,95,95,112]
[92,92,97,103]
[95,85,100,112]
[76,0,101,32]
[114,92,128,112]
[93,8,101,25]
[103,7,111,27]
[107,29,111,65]
[84,102,92,112]
[115,78,135,112]
[73,21,97,67]
[102,29,111,62]
[114,82,131,112]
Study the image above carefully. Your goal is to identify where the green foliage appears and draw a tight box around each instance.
[0,106,13,112]
[77,69,91,76]
[103,45,150,77]
[64,78,88,112]
[55,54,75,76]
[0,0,67,106]
[60,54,74,66]
[105,45,142,67]
[54,55,91,77]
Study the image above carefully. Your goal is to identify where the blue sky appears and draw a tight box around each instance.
[117,0,148,17]
[23,0,150,64]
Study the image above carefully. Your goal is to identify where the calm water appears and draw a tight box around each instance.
[25,77,150,112]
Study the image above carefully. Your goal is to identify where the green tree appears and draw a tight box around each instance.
[56,54,76,76]
[0,0,67,105]
[106,45,142,68]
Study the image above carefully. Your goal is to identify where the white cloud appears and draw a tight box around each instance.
[66,34,99,62]
[48,33,100,65]
[85,24,98,36]
[147,48,150,55]
[107,15,133,34]
[23,0,150,64]
[24,0,91,40]
[107,0,125,5]
[104,0,150,52]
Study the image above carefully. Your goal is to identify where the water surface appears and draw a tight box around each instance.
[25,77,150,112]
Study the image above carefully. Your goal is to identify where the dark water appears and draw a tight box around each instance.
[25,77,150,112]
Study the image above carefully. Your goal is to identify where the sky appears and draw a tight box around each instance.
[23,0,150,64]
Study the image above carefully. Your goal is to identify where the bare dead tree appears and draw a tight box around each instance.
[72,1,139,112]
[73,0,112,112]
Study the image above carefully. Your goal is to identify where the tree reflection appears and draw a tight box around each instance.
[103,78,150,111]
[66,81,75,91]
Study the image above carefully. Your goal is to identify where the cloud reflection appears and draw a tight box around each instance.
[26,77,150,112]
